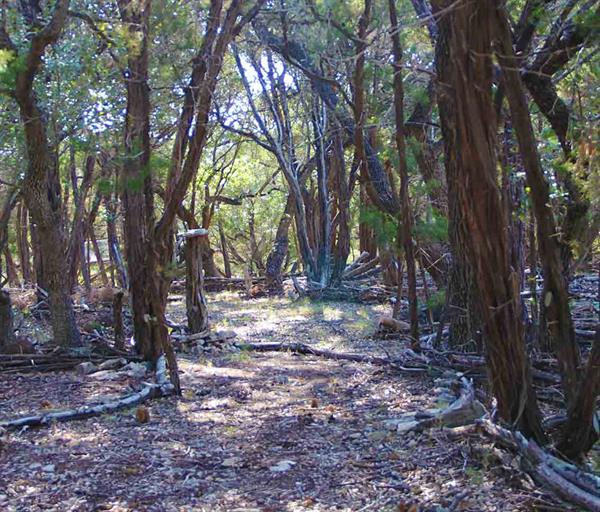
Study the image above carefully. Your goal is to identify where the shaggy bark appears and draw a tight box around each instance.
[432,0,545,441]
[265,195,294,291]
[0,289,15,351]
[494,8,581,408]
[16,202,32,283]
[389,0,419,349]
[7,0,80,346]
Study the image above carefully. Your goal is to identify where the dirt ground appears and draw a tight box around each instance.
[0,292,572,511]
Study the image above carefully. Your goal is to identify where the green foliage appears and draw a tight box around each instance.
[426,289,446,311]
[414,209,448,243]
[360,207,397,248]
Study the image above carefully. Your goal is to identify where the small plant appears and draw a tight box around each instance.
[465,466,484,485]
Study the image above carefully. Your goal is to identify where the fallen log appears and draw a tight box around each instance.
[383,376,485,433]
[237,342,427,373]
[0,356,174,430]
[476,420,600,511]
[345,266,383,281]
[343,256,380,279]
[343,251,371,274]
[0,351,141,374]
[381,372,600,511]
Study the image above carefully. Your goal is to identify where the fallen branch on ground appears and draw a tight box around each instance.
[0,348,141,373]
[0,356,174,430]
[474,420,600,511]
[237,342,428,372]
[0,350,141,374]
[383,374,600,510]
[384,376,485,433]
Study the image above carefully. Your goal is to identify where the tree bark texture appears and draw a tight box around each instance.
[433,0,545,441]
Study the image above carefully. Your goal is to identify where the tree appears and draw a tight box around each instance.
[432,0,545,441]
[116,0,264,390]
[388,0,419,349]
[2,0,81,347]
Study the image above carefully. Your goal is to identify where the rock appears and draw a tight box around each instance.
[123,362,147,378]
[396,420,420,434]
[222,457,243,468]
[273,375,289,385]
[269,460,296,472]
[98,358,127,371]
[215,330,237,340]
[368,430,389,441]
[89,370,120,381]
[76,362,98,375]
[41,464,55,473]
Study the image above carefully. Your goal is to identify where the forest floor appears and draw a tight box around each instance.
[0,292,579,511]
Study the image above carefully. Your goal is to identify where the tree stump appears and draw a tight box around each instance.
[180,229,209,333]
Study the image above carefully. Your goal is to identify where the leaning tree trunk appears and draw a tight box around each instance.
[265,194,294,291]
[494,8,580,408]
[433,0,545,442]
[556,328,600,461]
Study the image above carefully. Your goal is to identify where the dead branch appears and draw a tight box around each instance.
[237,342,427,373]
[0,356,174,430]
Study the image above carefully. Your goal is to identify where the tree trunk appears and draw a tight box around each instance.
[89,225,109,286]
[330,131,351,283]
[265,194,294,291]
[19,149,80,348]
[494,8,580,408]
[11,0,81,347]
[556,329,600,461]
[353,3,378,262]
[527,212,539,346]
[433,0,545,442]
[29,221,43,292]
[389,0,419,349]
[118,0,177,392]
[199,236,220,278]
[313,102,332,287]
[67,150,95,291]
[4,247,19,286]
[0,289,15,351]
[113,289,125,351]
[218,222,232,279]
[16,202,32,283]
[185,235,208,333]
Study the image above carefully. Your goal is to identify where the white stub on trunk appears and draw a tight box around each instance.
[179,228,209,239]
